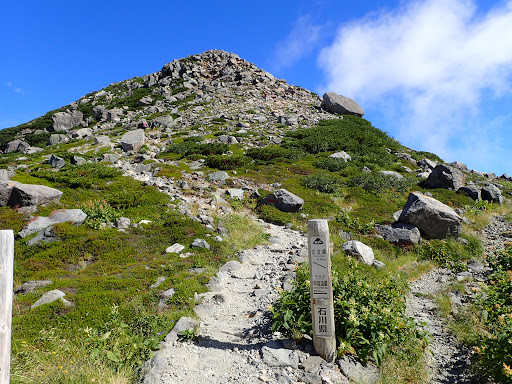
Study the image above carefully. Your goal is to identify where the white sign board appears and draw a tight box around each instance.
[310,236,329,299]
[313,303,334,337]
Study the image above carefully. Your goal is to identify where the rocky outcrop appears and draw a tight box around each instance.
[52,110,83,132]
[375,224,421,245]
[423,164,466,191]
[2,182,63,208]
[121,129,145,152]
[342,240,375,265]
[259,189,304,213]
[398,192,462,239]
[322,92,364,117]
[481,184,503,204]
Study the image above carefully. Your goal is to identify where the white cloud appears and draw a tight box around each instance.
[273,15,327,70]
[317,0,512,172]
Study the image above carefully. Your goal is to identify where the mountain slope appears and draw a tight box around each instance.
[1,50,511,384]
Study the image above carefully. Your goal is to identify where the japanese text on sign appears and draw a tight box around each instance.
[313,304,333,337]
[310,236,329,299]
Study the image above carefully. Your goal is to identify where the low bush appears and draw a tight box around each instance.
[81,200,122,229]
[473,248,512,383]
[246,146,304,162]
[349,172,416,193]
[302,172,342,193]
[256,204,294,226]
[31,163,122,189]
[335,212,375,234]
[313,157,348,172]
[271,262,428,365]
[205,155,251,170]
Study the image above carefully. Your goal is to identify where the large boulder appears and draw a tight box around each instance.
[121,129,145,152]
[322,92,364,117]
[398,192,462,239]
[459,184,481,201]
[52,110,83,132]
[107,108,124,122]
[47,134,69,146]
[5,139,29,153]
[260,189,304,213]
[19,208,87,239]
[342,240,375,265]
[423,164,465,191]
[375,224,421,245]
[7,183,63,207]
[481,184,503,205]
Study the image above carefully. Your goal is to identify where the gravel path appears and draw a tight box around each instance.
[407,213,511,384]
[140,222,347,384]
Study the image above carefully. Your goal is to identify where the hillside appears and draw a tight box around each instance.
[1,50,512,384]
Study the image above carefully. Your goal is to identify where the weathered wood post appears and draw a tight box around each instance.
[0,230,14,384]
[307,220,336,362]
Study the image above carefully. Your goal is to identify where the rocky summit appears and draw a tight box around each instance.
[2,50,512,384]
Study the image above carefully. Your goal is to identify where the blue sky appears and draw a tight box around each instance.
[2,0,512,175]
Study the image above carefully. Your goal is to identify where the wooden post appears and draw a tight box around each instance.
[0,230,14,384]
[307,220,336,363]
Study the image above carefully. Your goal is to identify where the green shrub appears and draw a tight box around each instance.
[336,212,375,234]
[84,304,164,373]
[313,157,348,172]
[271,263,428,365]
[32,163,122,189]
[474,248,512,383]
[205,155,251,170]
[81,200,122,229]
[256,204,294,226]
[183,136,204,143]
[25,132,52,148]
[349,173,416,193]
[302,172,342,193]
[284,116,400,168]
[246,146,304,162]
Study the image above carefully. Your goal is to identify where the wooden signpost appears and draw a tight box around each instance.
[0,230,14,384]
[307,220,336,363]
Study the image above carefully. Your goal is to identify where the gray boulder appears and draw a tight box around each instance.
[208,171,230,183]
[322,92,364,117]
[15,280,53,294]
[398,192,462,239]
[342,240,375,265]
[94,135,111,146]
[164,317,198,343]
[338,356,380,384]
[26,227,59,247]
[19,209,87,238]
[261,343,299,368]
[121,129,145,152]
[70,156,87,165]
[31,289,73,309]
[423,164,465,191]
[106,108,124,122]
[0,169,15,181]
[166,243,185,254]
[191,238,210,249]
[459,184,481,201]
[481,184,503,204]
[47,134,69,146]
[417,158,437,170]
[329,151,351,161]
[380,170,404,179]
[49,154,66,169]
[71,128,93,139]
[375,224,421,245]
[8,183,63,207]
[92,105,107,121]
[5,139,29,153]
[260,189,304,213]
[52,110,83,132]
[138,96,153,106]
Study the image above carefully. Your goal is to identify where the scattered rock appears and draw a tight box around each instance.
[342,240,375,265]
[259,189,304,213]
[322,92,364,117]
[398,192,462,239]
[423,164,466,191]
[31,289,73,309]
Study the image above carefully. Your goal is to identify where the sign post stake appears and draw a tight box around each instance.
[307,220,336,362]
[0,230,14,384]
